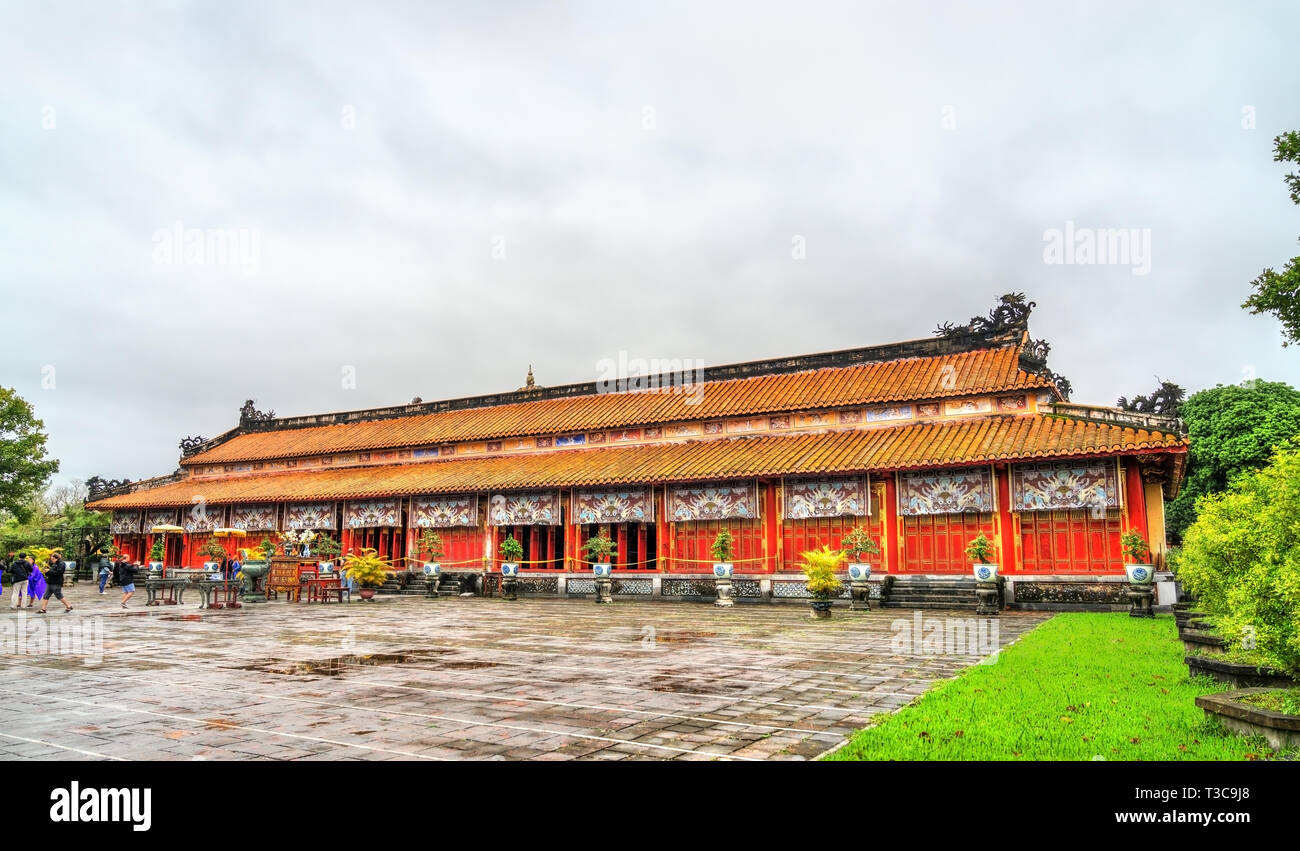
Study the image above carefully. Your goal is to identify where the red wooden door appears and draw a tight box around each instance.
[779,491,883,573]
[901,513,995,573]
[1018,509,1122,574]
[669,519,762,572]
[577,523,657,570]
[420,527,484,570]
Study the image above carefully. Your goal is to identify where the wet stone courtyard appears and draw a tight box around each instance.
[0,592,1050,760]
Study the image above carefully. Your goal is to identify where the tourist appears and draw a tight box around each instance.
[25,558,45,608]
[9,553,30,608]
[118,560,137,608]
[98,557,113,594]
[38,553,73,614]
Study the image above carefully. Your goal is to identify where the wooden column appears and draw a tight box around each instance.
[762,480,779,573]
[884,474,901,573]
[995,465,1019,574]
[1124,461,1148,538]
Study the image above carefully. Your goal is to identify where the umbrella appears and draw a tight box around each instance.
[149,524,184,568]
[211,528,247,538]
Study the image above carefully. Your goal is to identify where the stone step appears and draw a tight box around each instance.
[887,593,981,603]
[882,600,980,610]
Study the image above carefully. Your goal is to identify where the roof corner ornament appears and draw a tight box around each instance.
[179,435,209,457]
[519,365,539,392]
[239,399,276,424]
[934,292,1036,338]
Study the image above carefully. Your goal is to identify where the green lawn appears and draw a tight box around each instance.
[825,612,1293,761]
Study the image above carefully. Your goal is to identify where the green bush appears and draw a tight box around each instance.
[1177,444,1300,677]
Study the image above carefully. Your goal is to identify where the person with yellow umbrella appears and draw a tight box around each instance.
[211,528,246,580]
[149,524,184,576]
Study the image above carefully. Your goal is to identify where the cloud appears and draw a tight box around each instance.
[1,0,1297,484]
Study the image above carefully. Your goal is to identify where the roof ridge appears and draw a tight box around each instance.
[230,326,1026,433]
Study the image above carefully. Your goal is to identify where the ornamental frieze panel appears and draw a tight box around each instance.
[144,508,179,530]
[667,481,759,521]
[411,494,478,528]
[489,491,561,526]
[897,467,995,515]
[344,499,402,528]
[110,510,142,535]
[1010,461,1121,512]
[783,476,871,519]
[572,488,654,524]
[183,503,225,533]
[229,504,278,531]
[284,502,337,530]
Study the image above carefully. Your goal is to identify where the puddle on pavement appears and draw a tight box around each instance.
[644,673,747,694]
[432,660,500,670]
[237,648,449,678]
[654,630,718,643]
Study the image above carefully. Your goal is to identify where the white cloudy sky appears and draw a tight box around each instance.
[1,0,1298,488]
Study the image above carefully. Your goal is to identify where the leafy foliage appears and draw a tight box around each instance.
[1117,380,1186,416]
[149,539,165,561]
[799,545,845,599]
[416,529,445,562]
[0,388,60,522]
[580,531,618,563]
[198,539,229,561]
[710,529,735,563]
[1242,131,1300,346]
[964,533,996,565]
[26,545,62,566]
[498,533,523,563]
[1120,529,1150,564]
[313,533,342,561]
[841,526,880,562]
[343,547,393,588]
[1176,445,1300,678]
[1166,380,1300,540]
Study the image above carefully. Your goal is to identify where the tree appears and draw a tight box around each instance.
[0,388,60,523]
[1165,380,1300,540]
[1241,131,1300,345]
[1175,444,1300,677]
[1117,380,1186,416]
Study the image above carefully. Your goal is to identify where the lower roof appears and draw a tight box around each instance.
[89,413,1187,510]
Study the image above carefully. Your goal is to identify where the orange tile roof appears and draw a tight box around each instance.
[92,413,1185,509]
[183,347,1053,466]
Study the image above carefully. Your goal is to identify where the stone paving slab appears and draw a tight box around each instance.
[0,588,1051,760]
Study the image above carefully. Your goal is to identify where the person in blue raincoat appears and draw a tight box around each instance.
[26,560,46,607]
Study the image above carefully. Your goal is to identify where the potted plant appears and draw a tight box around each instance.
[498,533,523,578]
[1121,528,1153,585]
[149,538,165,571]
[418,529,445,578]
[198,539,228,571]
[799,545,845,619]
[966,532,998,582]
[710,528,735,578]
[314,533,342,572]
[841,526,880,582]
[258,536,276,560]
[343,547,393,600]
[581,530,618,577]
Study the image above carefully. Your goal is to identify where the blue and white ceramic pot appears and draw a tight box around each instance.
[1124,563,1153,585]
[592,563,612,578]
[971,562,999,582]
[500,563,520,577]
[847,563,871,581]
[712,563,733,578]
[423,562,441,577]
